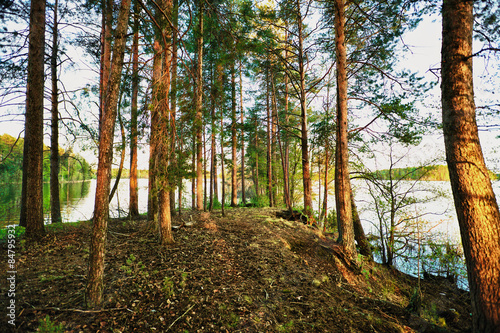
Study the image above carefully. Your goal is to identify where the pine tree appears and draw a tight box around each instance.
[441,0,500,330]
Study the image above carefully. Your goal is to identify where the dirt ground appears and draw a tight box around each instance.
[1,207,471,332]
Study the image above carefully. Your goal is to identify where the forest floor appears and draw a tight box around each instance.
[1,207,471,333]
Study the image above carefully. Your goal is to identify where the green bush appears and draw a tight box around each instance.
[324,210,337,232]
[250,195,269,208]
[211,198,222,209]
[421,240,466,284]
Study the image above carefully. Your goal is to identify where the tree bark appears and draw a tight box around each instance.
[270,71,278,207]
[203,128,207,211]
[86,0,131,308]
[99,0,113,133]
[266,65,273,207]
[231,61,238,207]
[441,1,500,330]
[333,0,356,260]
[352,195,372,259]
[320,149,329,225]
[283,42,291,211]
[239,63,246,205]
[20,0,46,238]
[209,63,216,211]
[296,0,312,217]
[195,0,204,211]
[129,3,140,218]
[159,187,173,244]
[157,0,174,244]
[148,41,162,222]
[254,115,259,199]
[50,0,61,224]
[221,104,226,216]
[170,0,178,216]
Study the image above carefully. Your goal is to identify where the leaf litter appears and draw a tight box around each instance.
[0,207,471,332]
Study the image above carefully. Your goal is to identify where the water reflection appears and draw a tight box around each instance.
[0,183,21,225]
[0,179,151,227]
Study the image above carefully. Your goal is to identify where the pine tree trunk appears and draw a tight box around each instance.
[159,188,173,245]
[221,106,226,216]
[21,0,46,238]
[277,120,291,212]
[333,0,356,260]
[99,0,112,133]
[192,138,196,209]
[266,65,273,207]
[441,1,500,330]
[240,63,246,205]
[209,64,216,211]
[321,149,329,225]
[203,129,207,211]
[320,80,332,226]
[231,62,238,207]
[254,114,260,199]
[129,5,139,218]
[195,0,204,211]
[50,0,61,224]
[271,72,278,208]
[296,0,312,217]
[148,40,162,222]
[86,0,131,308]
[157,0,174,244]
[170,0,179,216]
[283,45,291,211]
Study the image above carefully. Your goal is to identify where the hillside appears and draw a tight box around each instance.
[1,208,471,332]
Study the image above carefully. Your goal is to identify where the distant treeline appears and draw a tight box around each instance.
[375,165,499,181]
[111,168,149,179]
[0,134,93,183]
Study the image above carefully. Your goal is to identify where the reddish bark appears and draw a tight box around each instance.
[442,0,500,330]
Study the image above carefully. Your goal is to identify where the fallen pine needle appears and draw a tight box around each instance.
[166,303,196,332]
[35,307,132,313]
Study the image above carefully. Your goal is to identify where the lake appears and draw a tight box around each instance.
[0,178,150,227]
[3,178,499,237]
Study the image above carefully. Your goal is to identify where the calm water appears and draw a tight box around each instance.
[3,178,499,233]
[0,178,150,226]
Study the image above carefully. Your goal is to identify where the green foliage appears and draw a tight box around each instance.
[324,210,337,232]
[0,134,24,183]
[120,253,148,277]
[37,315,65,333]
[162,276,175,298]
[0,225,25,243]
[179,271,188,290]
[373,165,498,182]
[0,134,93,184]
[374,165,450,182]
[227,312,240,328]
[250,194,269,208]
[406,288,422,315]
[211,198,222,209]
[126,253,136,266]
[421,240,466,283]
[277,320,294,332]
